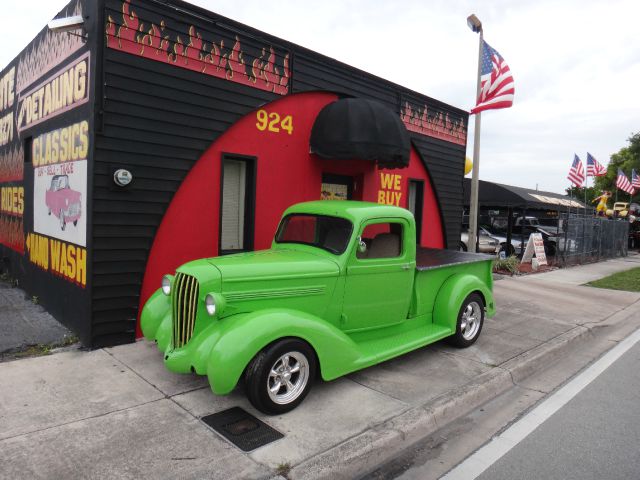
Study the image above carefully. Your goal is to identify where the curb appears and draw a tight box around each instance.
[288,305,640,480]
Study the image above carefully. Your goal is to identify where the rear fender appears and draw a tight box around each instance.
[432,273,495,331]
[206,309,361,395]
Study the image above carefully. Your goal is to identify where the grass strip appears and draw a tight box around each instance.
[587,267,640,292]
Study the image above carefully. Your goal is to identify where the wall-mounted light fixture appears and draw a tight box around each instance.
[48,15,85,33]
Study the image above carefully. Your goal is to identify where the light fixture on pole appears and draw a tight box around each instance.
[466,13,483,253]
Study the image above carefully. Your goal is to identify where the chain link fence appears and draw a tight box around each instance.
[556,213,629,267]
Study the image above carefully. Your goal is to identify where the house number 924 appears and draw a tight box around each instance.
[256,109,293,135]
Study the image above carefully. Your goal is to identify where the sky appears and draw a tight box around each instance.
[2,0,639,194]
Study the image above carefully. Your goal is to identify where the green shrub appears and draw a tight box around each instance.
[493,255,519,274]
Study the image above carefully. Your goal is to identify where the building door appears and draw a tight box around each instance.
[408,180,424,243]
[219,154,256,254]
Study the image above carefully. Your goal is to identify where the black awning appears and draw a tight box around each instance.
[310,98,410,169]
[463,178,588,210]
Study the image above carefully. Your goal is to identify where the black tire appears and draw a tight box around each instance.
[546,241,557,257]
[73,220,78,227]
[245,338,317,415]
[60,213,66,231]
[446,293,485,348]
[500,243,514,256]
[459,242,467,252]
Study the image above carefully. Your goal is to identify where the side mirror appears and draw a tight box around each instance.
[357,236,367,254]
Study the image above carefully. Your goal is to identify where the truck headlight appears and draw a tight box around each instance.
[205,294,216,316]
[161,275,172,296]
[204,293,226,317]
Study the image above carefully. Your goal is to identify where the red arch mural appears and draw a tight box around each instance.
[137,91,444,334]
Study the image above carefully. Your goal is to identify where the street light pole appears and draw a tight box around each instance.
[467,14,483,253]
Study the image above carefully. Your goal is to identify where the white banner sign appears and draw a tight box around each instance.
[521,232,547,266]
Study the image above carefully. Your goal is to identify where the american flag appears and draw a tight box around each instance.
[632,169,640,189]
[616,169,634,195]
[567,154,585,187]
[470,40,515,114]
[586,153,606,177]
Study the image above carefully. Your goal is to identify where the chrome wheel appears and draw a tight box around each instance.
[460,301,482,341]
[267,352,309,405]
[246,339,317,414]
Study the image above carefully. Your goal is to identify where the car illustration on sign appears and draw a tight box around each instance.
[45,175,82,231]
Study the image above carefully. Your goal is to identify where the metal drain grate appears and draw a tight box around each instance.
[201,407,284,452]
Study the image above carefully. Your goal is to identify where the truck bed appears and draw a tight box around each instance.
[416,247,494,271]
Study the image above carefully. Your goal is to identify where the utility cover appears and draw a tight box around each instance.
[201,407,284,451]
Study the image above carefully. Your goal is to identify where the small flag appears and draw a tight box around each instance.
[586,153,606,177]
[470,40,515,114]
[567,154,585,187]
[632,169,640,190]
[616,169,634,194]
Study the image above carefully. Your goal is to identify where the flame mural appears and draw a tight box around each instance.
[0,145,23,183]
[401,101,467,146]
[16,0,84,92]
[106,0,290,95]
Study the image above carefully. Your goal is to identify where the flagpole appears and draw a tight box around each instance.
[584,173,588,215]
[467,16,483,253]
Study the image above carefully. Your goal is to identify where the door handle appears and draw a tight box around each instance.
[401,263,411,270]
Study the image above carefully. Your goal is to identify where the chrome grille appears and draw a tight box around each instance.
[172,272,199,348]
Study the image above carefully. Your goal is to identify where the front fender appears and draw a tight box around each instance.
[140,288,170,340]
[206,309,362,395]
[432,273,495,331]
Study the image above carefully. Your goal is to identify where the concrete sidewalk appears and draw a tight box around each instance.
[0,282,72,355]
[1,256,639,480]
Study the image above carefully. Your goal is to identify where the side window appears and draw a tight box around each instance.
[357,222,403,259]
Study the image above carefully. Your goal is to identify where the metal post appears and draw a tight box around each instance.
[468,27,483,253]
[520,207,526,256]
[584,175,588,212]
[563,211,570,267]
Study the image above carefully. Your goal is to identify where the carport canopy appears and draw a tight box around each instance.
[463,179,588,210]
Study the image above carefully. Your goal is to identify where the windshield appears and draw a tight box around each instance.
[275,214,353,254]
[51,176,69,191]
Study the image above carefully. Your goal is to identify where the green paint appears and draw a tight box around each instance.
[141,200,495,397]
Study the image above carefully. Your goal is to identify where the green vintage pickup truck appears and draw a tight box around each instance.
[142,201,495,414]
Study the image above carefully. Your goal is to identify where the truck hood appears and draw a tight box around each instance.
[206,248,339,284]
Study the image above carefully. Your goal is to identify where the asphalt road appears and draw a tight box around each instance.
[463,333,640,480]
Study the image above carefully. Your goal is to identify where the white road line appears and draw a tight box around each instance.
[440,326,640,480]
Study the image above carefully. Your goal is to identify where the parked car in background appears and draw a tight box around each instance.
[479,224,524,256]
[606,202,630,218]
[494,216,558,256]
[460,226,500,254]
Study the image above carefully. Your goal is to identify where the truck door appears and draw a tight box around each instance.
[342,219,415,331]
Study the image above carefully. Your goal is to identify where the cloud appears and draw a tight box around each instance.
[2,0,639,194]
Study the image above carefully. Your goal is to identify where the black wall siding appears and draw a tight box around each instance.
[92,49,280,346]
[90,0,468,347]
[410,135,466,250]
